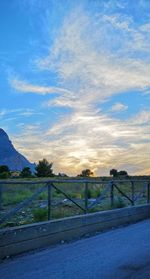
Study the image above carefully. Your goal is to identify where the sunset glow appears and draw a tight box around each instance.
[0,0,150,176]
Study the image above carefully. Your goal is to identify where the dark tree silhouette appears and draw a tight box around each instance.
[20,167,32,178]
[0,165,10,179]
[35,159,53,177]
[0,165,10,173]
[110,169,128,177]
[81,169,94,177]
[110,169,118,177]
[118,170,128,176]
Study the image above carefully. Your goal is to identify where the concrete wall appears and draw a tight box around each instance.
[0,204,150,259]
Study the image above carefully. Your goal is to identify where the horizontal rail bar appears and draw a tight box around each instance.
[0,179,150,185]
[0,179,108,185]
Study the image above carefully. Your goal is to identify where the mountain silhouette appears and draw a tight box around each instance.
[0,128,35,171]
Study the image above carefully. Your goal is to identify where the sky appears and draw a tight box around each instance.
[0,0,150,176]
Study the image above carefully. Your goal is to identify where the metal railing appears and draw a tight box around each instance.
[0,178,150,226]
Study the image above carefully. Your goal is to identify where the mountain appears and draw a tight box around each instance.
[0,128,35,172]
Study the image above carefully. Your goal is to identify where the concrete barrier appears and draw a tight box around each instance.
[0,204,150,259]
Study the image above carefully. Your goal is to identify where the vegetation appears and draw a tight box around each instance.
[118,170,128,176]
[0,175,149,228]
[0,156,149,229]
[20,167,32,178]
[0,165,10,173]
[79,169,94,177]
[32,208,48,222]
[110,169,128,177]
[0,165,10,179]
[35,159,53,177]
[3,189,32,205]
[110,169,118,177]
[0,171,10,179]
[81,187,101,199]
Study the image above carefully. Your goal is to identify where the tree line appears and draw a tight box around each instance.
[0,158,128,179]
[110,169,128,177]
[0,159,53,179]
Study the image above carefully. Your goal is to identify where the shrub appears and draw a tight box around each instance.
[92,188,101,198]
[20,167,32,178]
[113,197,126,208]
[0,165,10,173]
[32,208,48,222]
[0,171,10,179]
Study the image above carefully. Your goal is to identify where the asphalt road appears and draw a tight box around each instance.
[1,219,150,279]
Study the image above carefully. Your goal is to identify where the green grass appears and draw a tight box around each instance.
[32,208,48,222]
[0,176,149,228]
[38,191,48,200]
[3,189,32,205]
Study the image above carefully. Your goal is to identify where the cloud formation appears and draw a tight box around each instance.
[10,78,73,96]
[9,1,150,175]
[110,103,128,112]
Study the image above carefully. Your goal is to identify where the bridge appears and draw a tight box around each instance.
[0,178,150,278]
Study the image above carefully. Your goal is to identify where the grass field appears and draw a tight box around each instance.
[0,176,149,228]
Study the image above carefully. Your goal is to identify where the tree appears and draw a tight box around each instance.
[118,170,128,176]
[110,169,118,177]
[0,165,10,173]
[58,173,68,177]
[80,169,94,177]
[35,159,53,177]
[0,165,10,179]
[0,172,10,179]
[20,167,32,178]
[110,169,128,177]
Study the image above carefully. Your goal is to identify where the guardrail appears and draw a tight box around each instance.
[0,179,150,227]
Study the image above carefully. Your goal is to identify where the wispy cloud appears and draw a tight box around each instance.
[129,110,150,125]
[110,102,128,112]
[10,78,73,96]
[9,2,150,175]
[36,8,150,105]
[0,108,43,119]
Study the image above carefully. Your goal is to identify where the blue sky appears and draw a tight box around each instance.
[0,0,150,175]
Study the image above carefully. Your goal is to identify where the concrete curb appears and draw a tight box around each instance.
[0,204,150,259]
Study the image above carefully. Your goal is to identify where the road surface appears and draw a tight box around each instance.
[1,219,150,279]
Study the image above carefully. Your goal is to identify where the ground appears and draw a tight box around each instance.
[1,219,150,278]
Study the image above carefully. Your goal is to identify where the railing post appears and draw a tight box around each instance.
[131,181,135,206]
[84,182,88,214]
[0,184,2,211]
[147,183,150,204]
[110,181,114,208]
[48,183,52,220]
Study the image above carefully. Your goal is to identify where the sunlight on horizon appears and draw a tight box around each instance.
[0,0,150,176]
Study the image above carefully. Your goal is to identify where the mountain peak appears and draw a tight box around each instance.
[0,128,8,138]
[0,128,35,172]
